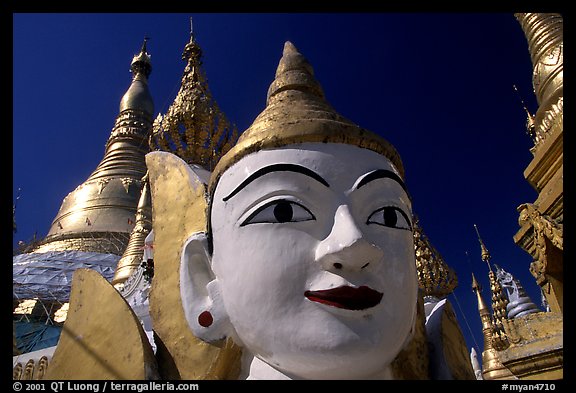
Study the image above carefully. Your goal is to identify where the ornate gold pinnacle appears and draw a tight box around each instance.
[150,24,238,170]
[413,217,458,298]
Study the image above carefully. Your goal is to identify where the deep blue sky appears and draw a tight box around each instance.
[13,13,543,359]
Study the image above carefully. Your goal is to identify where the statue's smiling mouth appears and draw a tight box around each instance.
[304,285,383,310]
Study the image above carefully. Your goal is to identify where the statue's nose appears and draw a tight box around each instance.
[315,204,383,273]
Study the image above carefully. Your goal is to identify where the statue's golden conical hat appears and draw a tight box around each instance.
[209,41,404,196]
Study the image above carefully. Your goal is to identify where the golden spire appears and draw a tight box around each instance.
[413,217,458,298]
[150,19,238,170]
[112,173,152,286]
[473,225,509,351]
[474,224,492,270]
[471,273,493,349]
[32,40,154,255]
[209,41,404,196]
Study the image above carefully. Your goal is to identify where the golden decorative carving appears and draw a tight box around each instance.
[97,178,110,195]
[146,151,242,379]
[517,203,563,288]
[36,356,49,380]
[24,359,35,380]
[44,269,157,379]
[13,362,23,380]
[413,217,458,298]
[518,203,563,252]
[121,177,136,193]
[489,270,510,351]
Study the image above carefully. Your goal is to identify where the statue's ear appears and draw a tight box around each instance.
[180,232,231,343]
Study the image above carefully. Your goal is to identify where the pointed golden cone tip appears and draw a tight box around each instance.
[471,273,481,292]
[131,37,152,76]
[472,272,490,314]
[209,41,404,196]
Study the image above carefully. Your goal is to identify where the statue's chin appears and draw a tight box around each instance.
[255,346,397,380]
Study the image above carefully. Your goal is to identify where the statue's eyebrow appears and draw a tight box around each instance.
[355,169,408,194]
[222,163,330,202]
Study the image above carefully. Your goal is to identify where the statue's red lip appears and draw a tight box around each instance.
[304,285,383,310]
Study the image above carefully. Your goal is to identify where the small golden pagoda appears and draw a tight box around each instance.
[112,173,152,285]
[471,272,515,380]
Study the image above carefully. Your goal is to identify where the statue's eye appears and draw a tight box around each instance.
[241,199,315,226]
[367,206,412,231]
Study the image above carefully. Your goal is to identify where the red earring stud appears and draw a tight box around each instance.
[198,310,213,327]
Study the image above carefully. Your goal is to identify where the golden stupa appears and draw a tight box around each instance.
[32,40,155,256]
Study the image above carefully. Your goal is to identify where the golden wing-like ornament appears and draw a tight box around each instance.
[145,151,242,380]
[44,269,157,380]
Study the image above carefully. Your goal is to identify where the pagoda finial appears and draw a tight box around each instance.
[182,17,201,63]
[141,36,149,53]
[474,224,492,271]
[512,84,536,142]
[471,272,481,293]
[119,39,153,115]
[129,37,152,81]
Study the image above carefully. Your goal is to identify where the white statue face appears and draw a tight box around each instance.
[210,142,418,379]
